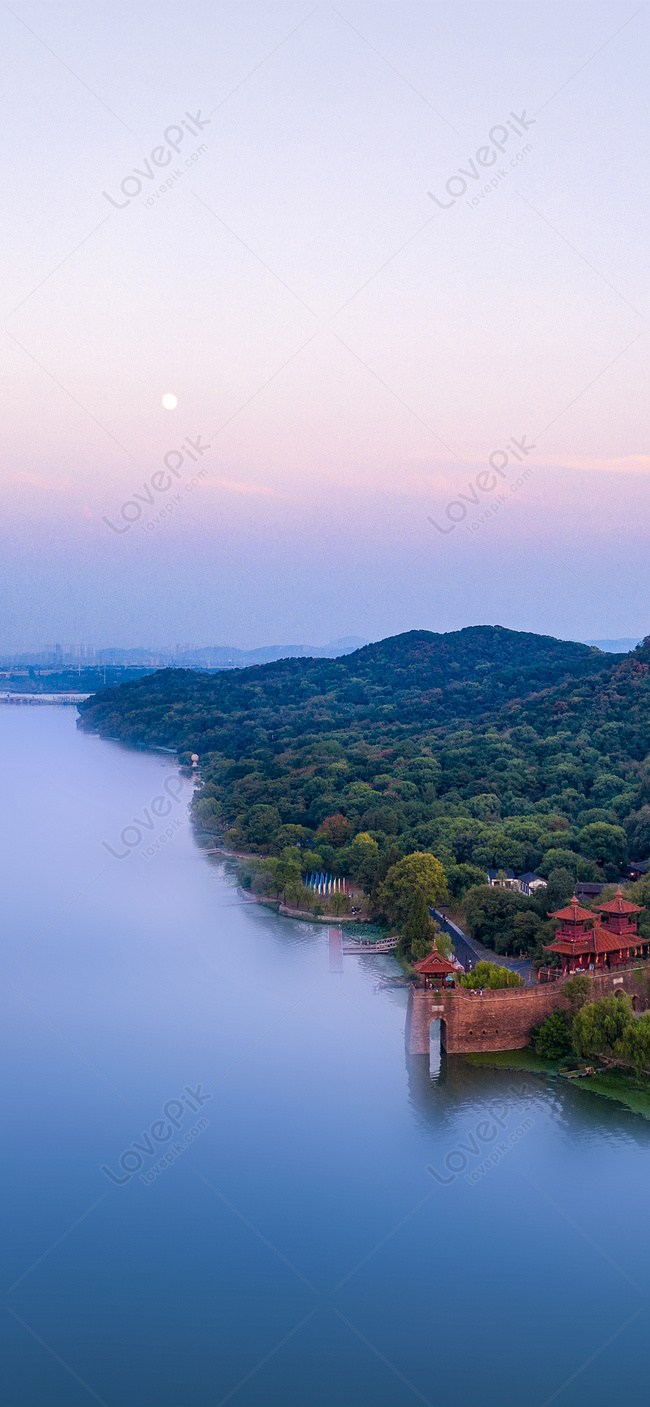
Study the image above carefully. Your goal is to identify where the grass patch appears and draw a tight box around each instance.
[465,1049,650,1118]
[576,1068,650,1119]
[464,1048,559,1075]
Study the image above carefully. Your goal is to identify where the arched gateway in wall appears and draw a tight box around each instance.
[406,970,650,1056]
[428,1011,446,1076]
[405,891,650,1056]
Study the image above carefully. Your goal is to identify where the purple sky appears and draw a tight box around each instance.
[2,1,648,651]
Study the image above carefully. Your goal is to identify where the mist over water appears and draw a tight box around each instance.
[2,707,648,1405]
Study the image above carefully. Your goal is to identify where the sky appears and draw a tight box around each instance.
[2,1,649,652]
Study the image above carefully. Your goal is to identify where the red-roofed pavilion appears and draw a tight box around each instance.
[543,890,648,974]
[413,947,457,989]
[595,887,644,936]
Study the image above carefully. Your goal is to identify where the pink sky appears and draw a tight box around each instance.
[2,1,648,649]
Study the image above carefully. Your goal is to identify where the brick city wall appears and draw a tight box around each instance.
[405,967,650,1055]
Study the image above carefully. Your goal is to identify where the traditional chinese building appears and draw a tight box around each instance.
[595,887,645,938]
[543,889,648,974]
[413,947,457,989]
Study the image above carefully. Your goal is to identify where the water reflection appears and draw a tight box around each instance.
[406,1047,650,1151]
[3,707,650,1407]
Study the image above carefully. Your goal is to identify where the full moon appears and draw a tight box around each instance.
[162,393,177,410]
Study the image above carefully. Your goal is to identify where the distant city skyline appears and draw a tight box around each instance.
[1,628,644,668]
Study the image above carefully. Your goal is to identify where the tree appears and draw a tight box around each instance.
[435,929,454,961]
[445,862,488,899]
[591,773,627,803]
[538,847,579,878]
[572,993,632,1059]
[401,892,437,961]
[192,794,222,832]
[275,859,303,905]
[460,961,523,989]
[622,1014,650,1077]
[269,824,314,856]
[379,852,448,924]
[316,814,353,847]
[468,793,501,821]
[545,867,576,911]
[533,1010,573,1059]
[464,884,539,955]
[624,805,650,859]
[245,805,281,846]
[512,909,544,955]
[563,973,592,1012]
[576,823,627,869]
[346,832,380,891]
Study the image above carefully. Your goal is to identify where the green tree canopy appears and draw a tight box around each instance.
[533,1010,573,1059]
[401,892,438,962]
[573,993,632,1059]
[622,1014,650,1078]
[537,847,579,878]
[345,832,380,891]
[624,806,650,859]
[316,814,353,847]
[576,823,627,868]
[434,929,453,961]
[464,884,542,955]
[246,805,281,846]
[563,973,593,1011]
[459,961,523,989]
[379,852,448,924]
[545,867,576,911]
[78,626,650,890]
[445,862,488,899]
[269,824,315,855]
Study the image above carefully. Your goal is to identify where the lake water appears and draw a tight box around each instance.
[2,706,649,1406]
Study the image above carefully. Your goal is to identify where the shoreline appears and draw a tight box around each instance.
[203,841,372,924]
[466,1049,650,1120]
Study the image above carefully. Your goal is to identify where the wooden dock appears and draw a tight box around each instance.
[341,938,398,955]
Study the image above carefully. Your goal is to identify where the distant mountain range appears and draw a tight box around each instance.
[2,637,368,670]
[6,635,644,671]
[165,637,369,668]
[585,638,642,653]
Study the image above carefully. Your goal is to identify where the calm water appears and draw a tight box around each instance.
[2,707,649,1406]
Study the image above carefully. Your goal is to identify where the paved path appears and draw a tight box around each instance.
[432,909,535,985]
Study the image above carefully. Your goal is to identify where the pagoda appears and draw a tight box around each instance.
[595,887,644,937]
[544,889,648,974]
[413,946,457,989]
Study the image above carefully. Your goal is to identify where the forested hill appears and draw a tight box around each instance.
[77,626,650,889]
[77,626,610,751]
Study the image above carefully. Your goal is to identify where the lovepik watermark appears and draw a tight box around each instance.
[428,434,535,536]
[102,111,210,210]
[102,434,211,535]
[428,110,535,212]
[101,1084,211,1185]
[465,1118,533,1184]
[140,1119,209,1185]
[426,1084,535,1186]
[101,773,186,860]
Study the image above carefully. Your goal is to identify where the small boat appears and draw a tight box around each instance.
[558,1065,604,1079]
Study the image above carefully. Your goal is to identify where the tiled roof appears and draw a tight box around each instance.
[544,922,642,957]
[413,948,456,975]
[595,886,644,916]
[550,896,594,922]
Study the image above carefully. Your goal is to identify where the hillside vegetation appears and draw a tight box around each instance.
[78,626,650,947]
